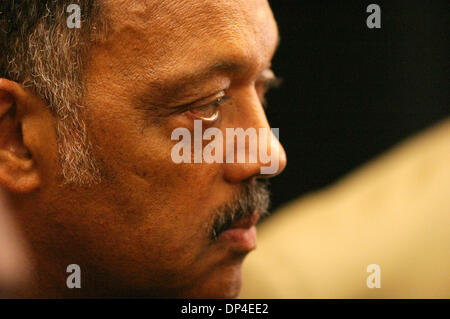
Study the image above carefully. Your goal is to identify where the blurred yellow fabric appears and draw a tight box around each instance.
[240,119,450,298]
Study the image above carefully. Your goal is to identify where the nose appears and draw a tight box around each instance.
[222,88,287,183]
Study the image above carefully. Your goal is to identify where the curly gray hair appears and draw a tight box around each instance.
[0,0,106,185]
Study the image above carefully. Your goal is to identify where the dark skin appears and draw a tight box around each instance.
[0,0,286,298]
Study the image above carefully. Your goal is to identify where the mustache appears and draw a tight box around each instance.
[210,180,271,241]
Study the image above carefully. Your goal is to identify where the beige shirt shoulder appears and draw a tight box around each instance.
[240,119,450,298]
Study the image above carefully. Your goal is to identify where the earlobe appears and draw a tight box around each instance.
[0,79,41,193]
[0,152,40,193]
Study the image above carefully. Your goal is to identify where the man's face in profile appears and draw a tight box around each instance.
[1,0,286,298]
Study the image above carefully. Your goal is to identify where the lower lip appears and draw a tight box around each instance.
[218,225,257,252]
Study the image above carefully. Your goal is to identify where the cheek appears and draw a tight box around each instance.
[87,112,222,236]
[107,148,226,281]
[81,116,228,282]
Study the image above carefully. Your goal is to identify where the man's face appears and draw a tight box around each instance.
[29,0,286,297]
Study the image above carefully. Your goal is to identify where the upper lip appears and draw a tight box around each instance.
[229,212,260,230]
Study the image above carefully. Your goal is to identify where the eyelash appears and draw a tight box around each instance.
[169,75,282,120]
[200,95,230,110]
[258,76,283,109]
[196,77,281,109]
[186,95,230,121]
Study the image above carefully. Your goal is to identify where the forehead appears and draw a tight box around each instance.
[97,0,278,81]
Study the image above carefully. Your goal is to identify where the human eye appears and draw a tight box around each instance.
[186,91,230,122]
[256,69,283,109]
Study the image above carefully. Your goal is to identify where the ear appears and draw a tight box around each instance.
[0,79,40,193]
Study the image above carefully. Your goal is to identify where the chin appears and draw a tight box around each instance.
[180,262,244,299]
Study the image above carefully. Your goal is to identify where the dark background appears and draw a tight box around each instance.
[266,0,448,210]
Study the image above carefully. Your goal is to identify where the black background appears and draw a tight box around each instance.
[266,0,448,211]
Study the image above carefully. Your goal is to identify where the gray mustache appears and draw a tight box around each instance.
[210,180,270,241]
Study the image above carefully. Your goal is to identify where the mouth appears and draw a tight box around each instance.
[216,212,260,252]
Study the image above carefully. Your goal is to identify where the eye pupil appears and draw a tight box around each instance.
[213,98,223,107]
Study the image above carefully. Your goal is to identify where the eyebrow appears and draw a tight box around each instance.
[161,60,243,96]
[135,60,247,112]
[137,34,281,110]
[165,33,281,90]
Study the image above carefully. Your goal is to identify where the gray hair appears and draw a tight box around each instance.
[0,0,105,185]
